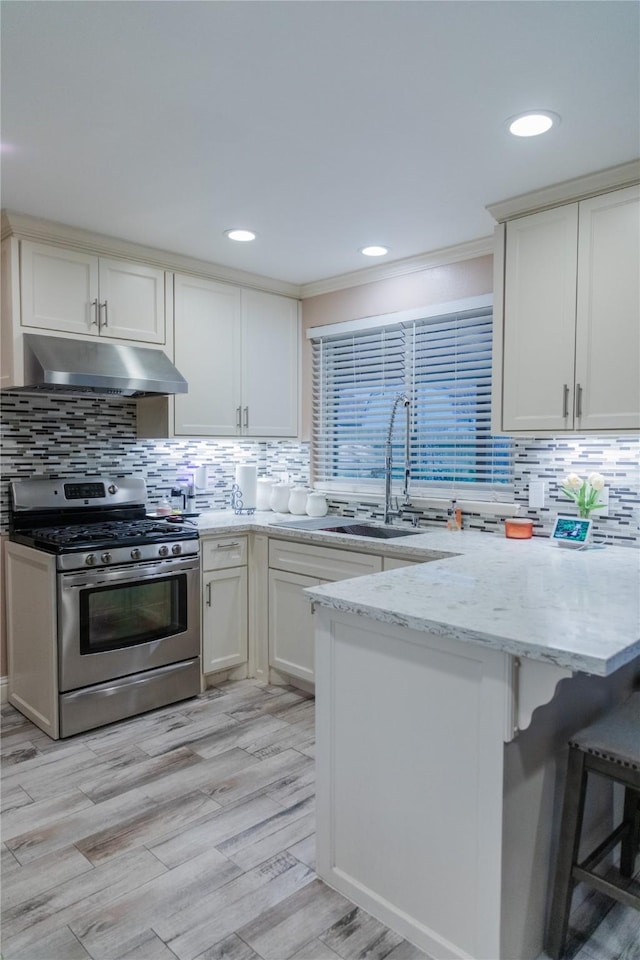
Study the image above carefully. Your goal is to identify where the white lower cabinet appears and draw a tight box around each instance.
[267,539,382,684]
[382,556,417,571]
[268,569,326,683]
[198,532,419,687]
[201,536,248,675]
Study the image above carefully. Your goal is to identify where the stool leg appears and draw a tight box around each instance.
[620,788,640,878]
[547,747,588,960]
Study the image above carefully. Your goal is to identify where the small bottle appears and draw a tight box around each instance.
[156,497,172,516]
[446,499,461,531]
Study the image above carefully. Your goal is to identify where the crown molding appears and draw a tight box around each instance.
[0,211,301,298]
[298,235,495,299]
[486,159,640,223]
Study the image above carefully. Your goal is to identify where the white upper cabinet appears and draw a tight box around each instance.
[241,288,299,437]
[173,274,299,438]
[97,257,166,344]
[498,184,639,432]
[20,241,166,345]
[173,275,242,436]
[502,204,578,432]
[21,243,99,336]
[574,188,640,430]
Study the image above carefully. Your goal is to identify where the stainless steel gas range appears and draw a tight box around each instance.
[6,476,201,738]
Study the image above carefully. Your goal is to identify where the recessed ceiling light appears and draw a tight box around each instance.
[225,229,256,242]
[360,245,389,257]
[507,111,560,137]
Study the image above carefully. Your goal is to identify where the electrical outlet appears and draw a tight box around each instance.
[528,480,546,509]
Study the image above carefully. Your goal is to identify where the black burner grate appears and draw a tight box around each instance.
[15,519,198,553]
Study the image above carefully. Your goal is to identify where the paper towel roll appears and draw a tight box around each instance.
[235,464,257,510]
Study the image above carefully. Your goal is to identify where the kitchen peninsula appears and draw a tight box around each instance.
[297,529,640,960]
[190,511,639,959]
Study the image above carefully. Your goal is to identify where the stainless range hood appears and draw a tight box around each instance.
[17,334,188,397]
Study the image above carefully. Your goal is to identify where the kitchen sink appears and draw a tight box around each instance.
[325,522,422,539]
[271,518,423,539]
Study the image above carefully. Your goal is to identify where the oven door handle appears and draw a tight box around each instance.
[60,557,200,589]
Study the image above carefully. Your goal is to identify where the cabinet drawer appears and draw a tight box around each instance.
[269,538,382,581]
[202,535,248,571]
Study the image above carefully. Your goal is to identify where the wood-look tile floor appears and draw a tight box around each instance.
[1,679,638,960]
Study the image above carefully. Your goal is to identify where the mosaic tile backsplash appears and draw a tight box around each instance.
[1,393,638,546]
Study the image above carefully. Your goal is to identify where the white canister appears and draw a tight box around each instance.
[306,492,328,517]
[270,482,292,513]
[288,486,309,515]
[234,464,257,510]
[256,478,274,511]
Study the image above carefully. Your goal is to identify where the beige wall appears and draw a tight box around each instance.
[300,254,494,439]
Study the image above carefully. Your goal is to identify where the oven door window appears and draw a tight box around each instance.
[79,574,188,654]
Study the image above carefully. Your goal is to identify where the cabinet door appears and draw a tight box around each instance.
[202,566,248,674]
[173,275,242,436]
[20,241,99,336]
[269,569,323,683]
[502,205,578,431]
[575,185,640,430]
[98,258,165,344]
[241,289,299,437]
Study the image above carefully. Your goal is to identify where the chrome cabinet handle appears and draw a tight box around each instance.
[100,300,108,328]
[243,406,249,429]
[205,582,212,607]
[91,299,99,326]
[575,383,583,419]
[236,406,242,429]
[562,384,570,419]
[216,541,240,550]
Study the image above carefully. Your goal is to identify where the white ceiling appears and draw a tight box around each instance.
[2,1,639,289]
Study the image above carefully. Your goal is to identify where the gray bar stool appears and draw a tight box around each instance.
[546,691,640,959]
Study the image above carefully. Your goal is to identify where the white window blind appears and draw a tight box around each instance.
[312,305,512,500]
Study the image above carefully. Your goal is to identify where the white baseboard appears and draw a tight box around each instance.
[0,676,8,704]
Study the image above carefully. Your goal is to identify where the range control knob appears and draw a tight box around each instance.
[101,552,112,564]
[107,484,118,495]
[131,548,142,560]
[171,543,182,556]
[85,554,96,566]
[158,545,170,557]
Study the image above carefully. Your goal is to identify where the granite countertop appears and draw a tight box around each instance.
[194,510,454,562]
[193,510,640,677]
